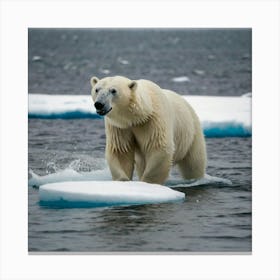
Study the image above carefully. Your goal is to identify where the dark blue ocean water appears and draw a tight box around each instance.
[28,29,251,252]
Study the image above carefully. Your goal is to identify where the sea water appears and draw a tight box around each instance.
[28,118,251,252]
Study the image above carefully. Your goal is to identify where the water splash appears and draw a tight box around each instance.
[29,165,232,188]
[165,174,232,188]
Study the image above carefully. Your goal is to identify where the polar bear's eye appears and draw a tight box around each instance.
[95,88,100,93]
[110,88,117,95]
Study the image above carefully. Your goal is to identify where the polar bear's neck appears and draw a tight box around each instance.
[106,87,154,129]
[128,89,154,125]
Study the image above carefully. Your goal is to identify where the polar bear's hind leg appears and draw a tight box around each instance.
[177,133,207,180]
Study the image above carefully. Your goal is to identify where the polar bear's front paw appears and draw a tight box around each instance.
[114,176,130,181]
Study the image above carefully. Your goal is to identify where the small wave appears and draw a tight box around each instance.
[165,174,232,188]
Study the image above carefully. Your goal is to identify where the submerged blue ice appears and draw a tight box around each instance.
[28,94,251,137]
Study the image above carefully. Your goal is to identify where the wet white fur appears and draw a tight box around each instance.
[91,76,207,184]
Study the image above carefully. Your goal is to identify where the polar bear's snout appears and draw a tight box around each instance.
[94,101,105,110]
[94,101,112,116]
[94,92,113,116]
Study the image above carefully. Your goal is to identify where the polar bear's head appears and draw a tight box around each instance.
[90,76,137,117]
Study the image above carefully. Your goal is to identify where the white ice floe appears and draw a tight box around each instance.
[39,180,185,208]
[31,165,232,208]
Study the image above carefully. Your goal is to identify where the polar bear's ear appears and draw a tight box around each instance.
[90,76,99,87]
[128,81,137,91]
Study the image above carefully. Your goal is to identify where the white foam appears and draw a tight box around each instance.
[39,181,185,207]
[166,174,232,188]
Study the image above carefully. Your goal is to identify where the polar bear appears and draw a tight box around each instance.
[90,76,207,184]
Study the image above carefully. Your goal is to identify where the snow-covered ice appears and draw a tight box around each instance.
[39,180,185,208]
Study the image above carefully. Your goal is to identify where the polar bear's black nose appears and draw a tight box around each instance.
[94,102,104,110]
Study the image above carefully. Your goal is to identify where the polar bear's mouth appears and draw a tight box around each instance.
[96,107,112,116]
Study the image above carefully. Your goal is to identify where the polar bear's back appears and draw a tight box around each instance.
[163,89,199,122]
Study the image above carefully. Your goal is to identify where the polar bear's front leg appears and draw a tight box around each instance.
[106,149,134,181]
[141,150,172,184]
[105,121,135,181]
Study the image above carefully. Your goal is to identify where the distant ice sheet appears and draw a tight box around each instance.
[28,94,251,137]
[28,94,99,119]
[39,181,185,208]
